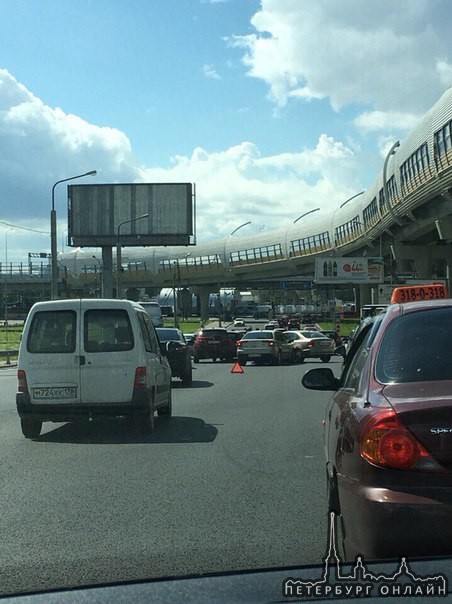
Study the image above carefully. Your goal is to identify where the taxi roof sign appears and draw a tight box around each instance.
[390,284,448,304]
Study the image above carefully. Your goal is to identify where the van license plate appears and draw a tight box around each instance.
[33,387,77,400]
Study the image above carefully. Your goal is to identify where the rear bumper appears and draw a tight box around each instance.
[16,391,149,423]
[194,348,233,359]
[339,476,452,559]
[237,351,274,362]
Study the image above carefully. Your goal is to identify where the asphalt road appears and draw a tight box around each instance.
[0,356,342,596]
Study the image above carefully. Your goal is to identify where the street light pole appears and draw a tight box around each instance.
[284,209,320,261]
[116,213,149,298]
[383,141,402,225]
[92,255,103,298]
[51,170,97,299]
[330,191,365,253]
[5,228,14,268]
[221,221,252,326]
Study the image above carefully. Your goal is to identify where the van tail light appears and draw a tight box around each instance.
[360,410,442,471]
[18,370,29,394]
[134,367,147,389]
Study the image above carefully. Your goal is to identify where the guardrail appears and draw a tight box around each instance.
[0,349,19,365]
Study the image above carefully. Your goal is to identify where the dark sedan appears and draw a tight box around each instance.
[302,284,452,560]
[156,328,192,386]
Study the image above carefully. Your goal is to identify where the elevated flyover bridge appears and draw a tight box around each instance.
[3,87,452,320]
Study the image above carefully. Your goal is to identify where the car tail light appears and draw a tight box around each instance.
[18,370,28,394]
[267,341,275,347]
[307,341,313,348]
[360,410,441,471]
[237,341,242,347]
[134,367,147,389]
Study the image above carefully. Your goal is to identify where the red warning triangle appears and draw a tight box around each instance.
[231,361,244,374]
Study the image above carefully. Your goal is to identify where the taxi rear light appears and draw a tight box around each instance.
[18,370,28,394]
[360,410,440,471]
[134,367,147,389]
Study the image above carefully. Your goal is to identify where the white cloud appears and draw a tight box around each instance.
[230,0,452,118]
[202,64,221,80]
[354,110,420,134]
[139,136,364,241]
[0,68,140,220]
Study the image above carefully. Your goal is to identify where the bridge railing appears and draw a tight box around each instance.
[0,262,51,279]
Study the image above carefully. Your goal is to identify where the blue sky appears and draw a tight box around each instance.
[1,0,451,261]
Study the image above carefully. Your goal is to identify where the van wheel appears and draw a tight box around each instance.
[138,393,155,433]
[158,388,173,417]
[21,418,42,439]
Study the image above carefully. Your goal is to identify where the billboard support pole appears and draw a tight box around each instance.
[116,214,149,299]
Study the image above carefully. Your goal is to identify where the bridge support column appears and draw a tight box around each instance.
[359,284,373,307]
[102,247,113,298]
[192,286,211,325]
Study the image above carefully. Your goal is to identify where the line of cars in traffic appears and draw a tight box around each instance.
[185,323,343,366]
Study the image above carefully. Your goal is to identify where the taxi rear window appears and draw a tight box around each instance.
[376,307,452,383]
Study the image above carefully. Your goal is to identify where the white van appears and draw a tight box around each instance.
[138,301,164,327]
[16,299,172,438]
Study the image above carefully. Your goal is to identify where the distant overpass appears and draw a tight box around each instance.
[3,87,452,320]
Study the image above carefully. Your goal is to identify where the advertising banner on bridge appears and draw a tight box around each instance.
[315,257,384,284]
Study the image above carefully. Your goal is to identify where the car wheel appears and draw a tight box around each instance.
[294,348,304,363]
[193,354,200,363]
[321,355,331,363]
[212,357,217,362]
[138,392,155,433]
[182,364,193,386]
[158,387,173,417]
[20,418,42,439]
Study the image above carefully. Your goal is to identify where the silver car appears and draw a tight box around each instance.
[236,329,293,365]
[284,330,335,363]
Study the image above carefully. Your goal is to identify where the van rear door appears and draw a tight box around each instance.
[24,303,81,404]
[80,305,136,404]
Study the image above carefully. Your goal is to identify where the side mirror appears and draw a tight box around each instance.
[166,341,178,353]
[302,368,340,391]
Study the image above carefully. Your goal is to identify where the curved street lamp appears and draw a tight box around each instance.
[285,208,320,260]
[223,221,252,270]
[116,213,149,298]
[330,191,365,253]
[383,140,402,225]
[220,221,252,326]
[51,170,97,299]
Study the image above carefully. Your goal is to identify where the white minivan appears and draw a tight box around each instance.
[138,301,164,327]
[16,299,172,438]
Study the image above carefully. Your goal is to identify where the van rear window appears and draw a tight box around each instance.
[27,311,76,354]
[84,309,134,352]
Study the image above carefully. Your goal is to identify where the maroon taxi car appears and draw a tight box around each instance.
[302,284,452,560]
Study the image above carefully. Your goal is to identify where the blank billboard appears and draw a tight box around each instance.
[68,183,194,246]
